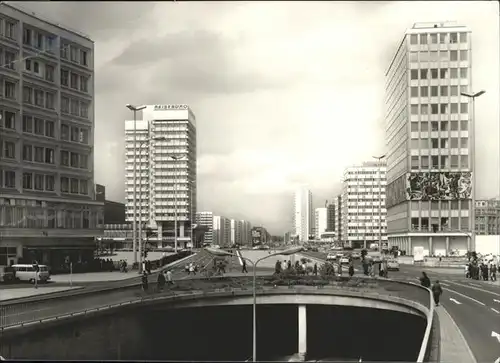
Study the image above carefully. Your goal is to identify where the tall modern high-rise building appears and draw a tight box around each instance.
[195,211,213,245]
[240,220,252,246]
[293,186,313,242]
[385,22,473,256]
[336,194,342,242]
[326,201,336,232]
[0,3,104,267]
[230,219,252,246]
[340,161,387,248]
[125,104,197,248]
[314,207,328,240]
[213,215,231,247]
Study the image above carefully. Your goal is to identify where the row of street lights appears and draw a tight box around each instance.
[204,245,304,362]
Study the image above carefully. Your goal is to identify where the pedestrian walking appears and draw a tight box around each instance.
[313,263,318,276]
[348,263,354,277]
[241,259,248,273]
[141,271,149,292]
[157,270,166,291]
[431,280,443,306]
[490,264,497,281]
[166,270,173,285]
[420,272,431,288]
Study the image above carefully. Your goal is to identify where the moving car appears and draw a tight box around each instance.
[351,252,361,259]
[326,253,337,261]
[387,259,400,271]
[339,255,351,265]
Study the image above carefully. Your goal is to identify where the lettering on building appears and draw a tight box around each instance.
[154,104,188,111]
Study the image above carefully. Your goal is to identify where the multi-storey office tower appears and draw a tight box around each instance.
[293,186,313,243]
[0,3,103,267]
[385,22,473,256]
[125,104,197,249]
[340,162,387,249]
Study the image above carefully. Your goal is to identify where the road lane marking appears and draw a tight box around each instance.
[468,282,482,287]
[443,281,500,297]
[491,308,500,314]
[441,282,451,287]
[494,299,500,304]
[492,331,500,343]
[449,298,462,304]
[443,287,486,306]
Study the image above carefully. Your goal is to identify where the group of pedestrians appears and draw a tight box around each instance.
[465,261,497,281]
[420,272,443,306]
[273,259,321,276]
[141,269,174,292]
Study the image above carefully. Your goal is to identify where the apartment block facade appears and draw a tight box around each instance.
[475,199,500,236]
[213,215,231,247]
[195,211,213,245]
[314,207,327,240]
[0,3,103,267]
[385,22,473,256]
[231,218,252,246]
[340,161,387,248]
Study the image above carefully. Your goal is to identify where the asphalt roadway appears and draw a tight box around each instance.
[302,251,500,363]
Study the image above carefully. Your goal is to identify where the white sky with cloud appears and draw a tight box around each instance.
[15,1,500,234]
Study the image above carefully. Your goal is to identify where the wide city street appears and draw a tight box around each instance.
[301,250,500,363]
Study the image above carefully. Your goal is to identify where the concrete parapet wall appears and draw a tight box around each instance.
[0,281,434,361]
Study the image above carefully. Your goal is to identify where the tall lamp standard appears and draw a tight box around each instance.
[460,90,485,253]
[168,155,187,253]
[372,155,386,250]
[204,246,304,362]
[137,136,167,273]
[125,104,147,265]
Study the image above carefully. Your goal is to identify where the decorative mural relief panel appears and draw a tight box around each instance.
[406,172,472,201]
[386,174,407,208]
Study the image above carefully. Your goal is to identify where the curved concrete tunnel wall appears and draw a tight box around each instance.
[0,290,431,361]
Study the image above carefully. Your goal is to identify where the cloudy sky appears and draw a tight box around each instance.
[16,1,500,234]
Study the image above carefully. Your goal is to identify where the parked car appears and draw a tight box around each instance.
[0,266,15,283]
[351,252,361,259]
[12,264,51,283]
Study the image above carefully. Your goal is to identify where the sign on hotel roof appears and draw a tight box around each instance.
[154,104,189,111]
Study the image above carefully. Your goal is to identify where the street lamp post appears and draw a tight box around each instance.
[372,155,386,250]
[126,104,147,265]
[460,90,485,253]
[204,246,305,362]
[136,136,167,273]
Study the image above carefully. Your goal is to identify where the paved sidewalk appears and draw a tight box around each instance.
[0,286,83,301]
[437,306,476,363]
